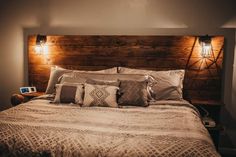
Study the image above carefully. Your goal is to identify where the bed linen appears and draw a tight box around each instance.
[0,98,220,157]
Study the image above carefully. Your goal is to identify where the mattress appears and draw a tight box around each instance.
[0,98,220,157]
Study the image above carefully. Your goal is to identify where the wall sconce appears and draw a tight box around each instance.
[199,35,212,58]
[35,34,48,55]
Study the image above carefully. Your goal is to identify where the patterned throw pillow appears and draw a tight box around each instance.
[83,83,119,108]
[118,80,149,107]
[54,83,84,104]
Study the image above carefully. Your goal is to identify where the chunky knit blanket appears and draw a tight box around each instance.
[0,99,220,157]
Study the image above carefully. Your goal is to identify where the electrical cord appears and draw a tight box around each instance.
[198,105,209,117]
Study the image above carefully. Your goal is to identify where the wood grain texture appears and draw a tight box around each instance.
[28,35,224,101]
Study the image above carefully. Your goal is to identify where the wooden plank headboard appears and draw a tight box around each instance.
[28,35,224,101]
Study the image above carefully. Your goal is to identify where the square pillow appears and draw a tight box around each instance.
[118,80,149,107]
[150,71,184,100]
[54,83,84,104]
[83,83,119,108]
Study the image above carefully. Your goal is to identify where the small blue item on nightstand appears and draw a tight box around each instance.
[20,87,37,94]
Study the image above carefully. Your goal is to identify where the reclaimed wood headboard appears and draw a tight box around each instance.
[28,35,224,101]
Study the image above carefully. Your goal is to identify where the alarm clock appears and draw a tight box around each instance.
[20,87,37,94]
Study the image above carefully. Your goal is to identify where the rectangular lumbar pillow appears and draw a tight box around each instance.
[46,66,117,94]
[85,78,120,87]
[54,83,84,104]
[118,80,149,107]
[83,83,119,108]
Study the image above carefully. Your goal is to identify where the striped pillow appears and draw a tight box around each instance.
[54,83,84,104]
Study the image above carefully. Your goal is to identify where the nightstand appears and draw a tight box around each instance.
[206,125,223,149]
[190,99,223,149]
[11,92,44,106]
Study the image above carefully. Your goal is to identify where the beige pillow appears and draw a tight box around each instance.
[118,67,185,100]
[46,67,117,94]
[86,78,120,87]
[83,83,119,108]
[54,83,84,104]
[59,73,147,84]
[46,67,72,94]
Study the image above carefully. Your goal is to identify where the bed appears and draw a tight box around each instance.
[0,35,224,156]
[0,97,219,157]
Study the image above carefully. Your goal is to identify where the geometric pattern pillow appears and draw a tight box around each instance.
[53,83,84,105]
[118,80,149,107]
[83,83,119,108]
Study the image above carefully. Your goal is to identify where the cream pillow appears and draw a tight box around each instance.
[83,83,119,108]
[45,67,72,94]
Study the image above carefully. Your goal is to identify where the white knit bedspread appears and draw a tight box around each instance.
[0,99,220,157]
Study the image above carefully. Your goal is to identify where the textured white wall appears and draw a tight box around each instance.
[0,0,236,147]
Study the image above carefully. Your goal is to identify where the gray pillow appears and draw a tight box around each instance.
[83,83,119,108]
[118,80,149,107]
[54,83,84,104]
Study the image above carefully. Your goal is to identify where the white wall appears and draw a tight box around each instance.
[0,0,236,147]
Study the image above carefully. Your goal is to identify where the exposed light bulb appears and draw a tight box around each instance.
[201,42,212,58]
[35,45,42,54]
[42,44,49,55]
